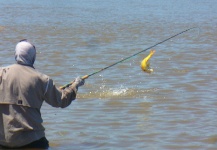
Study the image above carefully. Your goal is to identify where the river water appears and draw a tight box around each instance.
[0,0,217,150]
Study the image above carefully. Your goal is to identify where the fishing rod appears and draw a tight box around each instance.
[60,27,196,89]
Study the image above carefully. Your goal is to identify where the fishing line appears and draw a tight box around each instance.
[60,27,197,89]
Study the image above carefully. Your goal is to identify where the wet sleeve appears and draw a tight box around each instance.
[44,78,78,108]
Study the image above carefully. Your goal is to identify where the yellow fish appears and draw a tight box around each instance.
[141,50,155,73]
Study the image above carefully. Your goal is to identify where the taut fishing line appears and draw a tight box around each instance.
[60,27,197,89]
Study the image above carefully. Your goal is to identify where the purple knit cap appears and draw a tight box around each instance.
[15,39,36,67]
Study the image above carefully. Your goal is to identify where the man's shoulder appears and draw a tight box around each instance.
[35,70,50,80]
[0,64,15,72]
[30,68,51,84]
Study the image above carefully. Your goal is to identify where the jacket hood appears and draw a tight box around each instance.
[15,40,36,67]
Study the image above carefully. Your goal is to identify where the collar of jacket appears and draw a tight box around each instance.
[16,62,35,69]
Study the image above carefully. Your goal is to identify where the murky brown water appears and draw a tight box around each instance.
[0,0,217,149]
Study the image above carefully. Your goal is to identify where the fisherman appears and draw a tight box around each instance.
[0,39,85,149]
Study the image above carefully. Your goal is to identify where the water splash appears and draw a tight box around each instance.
[109,86,128,96]
[78,85,158,100]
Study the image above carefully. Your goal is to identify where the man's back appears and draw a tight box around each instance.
[0,64,48,108]
[0,64,47,147]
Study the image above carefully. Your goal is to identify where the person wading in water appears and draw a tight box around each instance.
[0,39,85,149]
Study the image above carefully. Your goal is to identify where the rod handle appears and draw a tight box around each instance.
[59,75,89,90]
[82,75,89,79]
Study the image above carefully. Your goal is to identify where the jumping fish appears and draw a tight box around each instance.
[141,50,155,73]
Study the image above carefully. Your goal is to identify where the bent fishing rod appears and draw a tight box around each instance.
[60,27,196,89]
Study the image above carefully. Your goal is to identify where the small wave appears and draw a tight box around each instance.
[202,135,217,144]
[0,26,4,31]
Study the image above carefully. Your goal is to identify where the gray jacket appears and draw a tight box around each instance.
[0,64,78,147]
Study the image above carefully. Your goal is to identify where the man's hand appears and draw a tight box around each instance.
[74,77,85,87]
